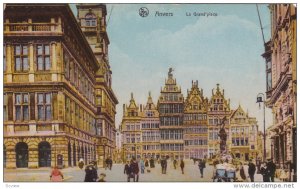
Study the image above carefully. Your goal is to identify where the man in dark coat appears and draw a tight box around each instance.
[84,161,98,182]
[260,162,270,182]
[130,158,140,182]
[108,157,113,170]
[124,160,131,182]
[248,160,256,182]
[105,157,110,170]
[267,159,276,182]
[150,157,155,168]
[198,159,206,178]
[161,157,167,174]
[180,159,185,174]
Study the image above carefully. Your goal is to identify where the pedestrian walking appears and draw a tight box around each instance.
[239,163,247,181]
[140,159,145,174]
[267,159,276,182]
[161,156,167,174]
[124,160,132,182]
[84,161,98,182]
[50,166,64,182]
[150,157,155,168]
[145,158,150,172]
[108,156,113,170]
[248,160,256,182]
[180,159,185,174]
[130,157,140,182]
[198,159,206,178]
[173,159,177,169]
[78,158,84,169]
[98,173,106,182]
[260,162,270,182]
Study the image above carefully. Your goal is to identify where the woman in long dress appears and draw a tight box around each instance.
[50,166,64,182]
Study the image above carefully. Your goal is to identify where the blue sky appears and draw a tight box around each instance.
[72,4,272,130]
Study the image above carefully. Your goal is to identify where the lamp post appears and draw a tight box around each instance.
[256,93,266,162]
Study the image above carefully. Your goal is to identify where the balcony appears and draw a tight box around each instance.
[81,26,97,32]
[4,22,62,36]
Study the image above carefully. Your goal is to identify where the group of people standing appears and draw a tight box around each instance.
[84,161,106,182]
[124,157,140,182]
[172,158,185,174]
[260,159,277,182]
[232,159,276,182]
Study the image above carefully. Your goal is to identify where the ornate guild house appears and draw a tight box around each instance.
[3,4,118,169]
[121,69,262,161]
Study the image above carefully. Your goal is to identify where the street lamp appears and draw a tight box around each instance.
[256,93,266,162]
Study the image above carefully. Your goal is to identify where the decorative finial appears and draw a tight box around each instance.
[168,67,174,78]
[149,91,151,97]
[216,83,220,92]
[131,92,133,100]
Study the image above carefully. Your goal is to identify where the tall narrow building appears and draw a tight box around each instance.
[77,4,118,165]
[183,81,209,159]
[141,92,161,159]
[158,69,184,159]
[121,93,142,159]
[207,84,231,158]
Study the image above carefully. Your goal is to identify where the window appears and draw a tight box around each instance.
[37,93,52,120]
[37,44,50,71]
[65,97,70,123]
[15,93,29,121]
[85,14,96,26]
[64,52,70,79]
[14,44,28,71]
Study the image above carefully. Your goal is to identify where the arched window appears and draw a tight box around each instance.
[38,141,51,167]
[85,14,96,26]
[15,142,28,168]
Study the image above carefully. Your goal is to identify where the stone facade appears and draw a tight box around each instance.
[120,70,262,162]
[207,84,231,158]
[121,93,142,159]
[158,69,185,159]
[77,4,118,166]
[183,81,208,159]
[141,92,161,159]
[229,105,260,162]
[3,4,117,169]
[262,4,296,181]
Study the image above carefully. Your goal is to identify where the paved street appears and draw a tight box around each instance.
[4,160,275,182]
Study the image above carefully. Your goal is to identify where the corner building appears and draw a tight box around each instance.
[3,3,118,169]
[158,70,184,159]
[262,4,296,181]
[3,4,98,168]
[183,81,208,159]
